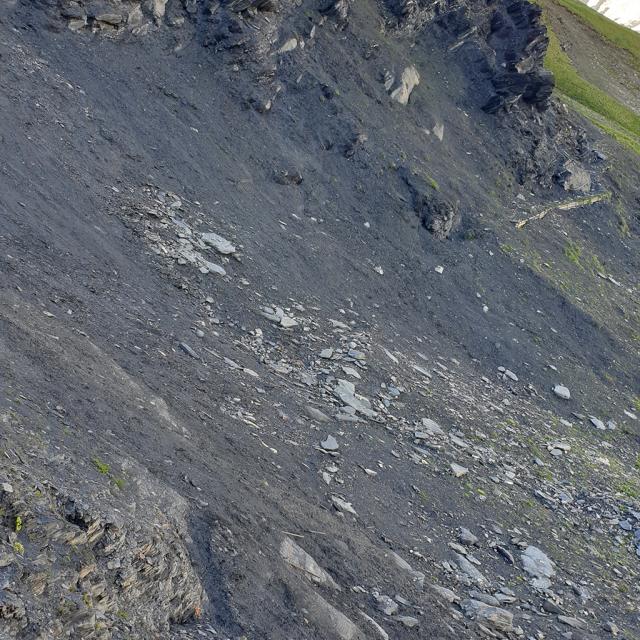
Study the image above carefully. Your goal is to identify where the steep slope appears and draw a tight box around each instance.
[578,0,640,33]
[0,0,639,639]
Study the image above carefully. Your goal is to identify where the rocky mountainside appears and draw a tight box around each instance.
[0,0,639,639]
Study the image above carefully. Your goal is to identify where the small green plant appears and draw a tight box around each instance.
[13,541,24,555]
[633,397,640,412]
[14,516,22,532]
[92,458,110,475]
[564,241,582,266]
[112,477,125,490]
[500,244,514,254]
[635,455,640,471]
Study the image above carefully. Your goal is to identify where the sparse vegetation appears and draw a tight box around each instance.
[13,541,24,555]
[564,240,582,266]
[92,458,110,475]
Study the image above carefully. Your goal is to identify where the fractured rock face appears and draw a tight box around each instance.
[400,168,460,239]
[388,66,420,105]
[557,159,592,193]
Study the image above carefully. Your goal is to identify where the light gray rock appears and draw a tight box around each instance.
[450,463,469,478]
[454,554,488,587]
[396,615,419,628]
[553,385,571,400]
[375,594,398,616]
[389,551,425,589]
[431,584,459,603]
[331,495,357,516]
[460,599,513,632]
[558,615,589,630]
[420,418,445,436]
[389,66,420,105]
[320,435,339,452]
[521,545,555,589]
[306,406,330,422]
[333,379,375,418]
[359,611,389,640]
[280,537,340,590]
[459,527,479,546]
[201,232,236,255]
[295,588,365,640]
[590,416,607,430]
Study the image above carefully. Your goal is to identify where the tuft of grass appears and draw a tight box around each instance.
[564,241,582,266]
[92,458,110,475]
[13,541,24,555]
[618,480,640,500]
[112,477,125,490]
[14,516,22,532]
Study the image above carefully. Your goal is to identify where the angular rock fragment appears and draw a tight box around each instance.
[460,599,513,632]
[280,537,340,590]
[388,66,420,105]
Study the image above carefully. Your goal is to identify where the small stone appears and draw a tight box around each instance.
[431,585,458,603]
[179,342,198,358]
[450,463,468,478]
[375,594,398,616]
[96,13,122,25]
[459,527,479,546]
[420,418,444,436]
[396,615,419,628]
[454,554,488,587]
[201,232,236,255]
[553,385,571,400]
[320,348,334,359]
[280,316,298,329]
[558,615,589,630]
[331,495,357,516]
[589,416,606,430]
[434,265,444,274]
[1,483,13,493]
[306,406,330,422]
[277,37,298,54]
[320,435,339,452]
[603,621,619,635]
[460,599,513,632]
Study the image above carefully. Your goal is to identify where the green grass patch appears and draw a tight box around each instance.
[550,0,640,71]
[564,240,582,265]
[92,458,110,475]
[545,27,640,136]
[537,7,640,155]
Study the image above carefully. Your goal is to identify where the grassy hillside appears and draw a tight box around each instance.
[553,0,640,70]
[539,0,640,154]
